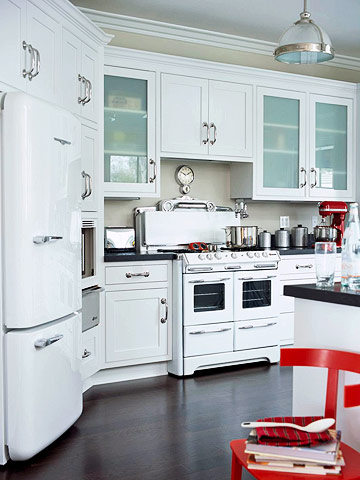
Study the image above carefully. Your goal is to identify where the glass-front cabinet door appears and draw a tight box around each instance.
[256,87,306,199]
[104,67,157,197]
[308,95,353,199]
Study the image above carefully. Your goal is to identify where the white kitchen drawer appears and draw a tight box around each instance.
[279,312,294,345]
[105,264,168,285]
[81,326,100,380]
[234,318,279,351]
[183,322,233,357]
[278,257,315,276]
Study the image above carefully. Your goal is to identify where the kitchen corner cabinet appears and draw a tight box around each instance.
[81,124,99,212]
[231,88,355,201]
[103,66,159,198]
[161,73,253,161]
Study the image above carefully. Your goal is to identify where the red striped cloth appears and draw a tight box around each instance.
[255,416,333,446]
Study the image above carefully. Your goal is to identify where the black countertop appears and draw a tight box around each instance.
[284,283,360,308]
[104,251,177,262]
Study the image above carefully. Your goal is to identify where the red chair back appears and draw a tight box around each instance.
[280,348,360,424]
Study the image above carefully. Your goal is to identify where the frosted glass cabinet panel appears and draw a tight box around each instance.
[309,94,353,199]
[104,66,157,197]
[256,88,306,198]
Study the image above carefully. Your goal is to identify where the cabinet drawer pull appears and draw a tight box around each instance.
[238,322,277,330]
[82,349,92,359]
[35,334,64,348]
[209,122,217,145]
[149,159,157,183]
[22,41,35,79]
[202,122,210,144]
[125,271,150,278]
[160,298,168,324]
[189,328,231,335]
[296,264,313,269]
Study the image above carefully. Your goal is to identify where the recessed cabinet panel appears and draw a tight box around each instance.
[0,0,26,91]
[104,67,157,197]
[106,289,169,363]
[61,28,82,115]
[161,74,209,155]
[81,125,98,212]
[208,80,252,157]
[309,95,353,199]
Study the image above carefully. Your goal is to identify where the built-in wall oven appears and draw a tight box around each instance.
[183,272,234,326]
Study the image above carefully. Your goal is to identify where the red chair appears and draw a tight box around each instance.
[230,348,360,479]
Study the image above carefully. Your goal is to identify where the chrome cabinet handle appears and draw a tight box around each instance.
[78,75,87,104]
[189,328,231,335]
[149,159,157,183]
[160,298,168,324]
[310,168,318,188]
[32,48,40,78]
[300,167,307,188]
[238,322,277,330]
[209,122,217,145]
[83,79,92,105]
[35,334,64,348]
[81,171,91,199]
[54,137,71,146]
[296,264,313,269]
[22,41,35,79]
[125,271,150,278]
[188,277,231,284]
[33,236,63,244]
[202,122,210,144]
[82,349,92,359]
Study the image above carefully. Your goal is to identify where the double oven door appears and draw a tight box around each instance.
[183,272,233,326]
[183,270,279,326]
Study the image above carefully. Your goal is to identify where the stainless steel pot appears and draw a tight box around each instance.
[258,230,272,249]
[291,224,308,248]
[313,225,338,242]
[225,226,258,248]
[275,228,290,248]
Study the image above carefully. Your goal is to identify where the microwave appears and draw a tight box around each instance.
[105,227,135,251]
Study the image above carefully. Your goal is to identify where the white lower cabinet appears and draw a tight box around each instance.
[278,313,294,346]
[184,322,233,357]
[106,288,170,364]
[81,326,100,381]
[234,318,279,351]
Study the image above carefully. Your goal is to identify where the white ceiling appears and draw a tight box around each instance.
[72,0,360,58]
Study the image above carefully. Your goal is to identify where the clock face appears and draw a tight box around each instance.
[176,165,194,186]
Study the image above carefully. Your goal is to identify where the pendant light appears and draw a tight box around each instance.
[274,0,334,64]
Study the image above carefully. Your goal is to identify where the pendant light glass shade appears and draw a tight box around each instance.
[274,0,334,64]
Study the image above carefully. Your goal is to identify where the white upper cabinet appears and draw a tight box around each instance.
[61,28,99,123]
[161,75,209,155]
[0,0,27,91]
[308,94,354,200]
[255,87,307,199]
[161,73,253,161]
[103,66,159,198]
[26,0,61,104]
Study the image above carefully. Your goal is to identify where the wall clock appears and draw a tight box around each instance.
[175,165,194,194]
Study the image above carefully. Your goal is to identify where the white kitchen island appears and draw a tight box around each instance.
[284,283,360,451]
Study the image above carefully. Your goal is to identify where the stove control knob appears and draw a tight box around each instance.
[246,252,254,258]
[231,253,238,259]
[215,253,222,260]
[255,252,261,258]
[198,254,206,260]
[262,251,269,257]
[206,253,213,260]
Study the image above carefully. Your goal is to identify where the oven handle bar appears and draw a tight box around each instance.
[188,277,231,284]
[238,322,277,330]
[189,328,232,335]
[224,265,243,270]
[187,267,214,272]
[237,275,277,281]
[254,264,278,269]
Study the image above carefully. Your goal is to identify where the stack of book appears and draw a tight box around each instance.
[245,428,344,475]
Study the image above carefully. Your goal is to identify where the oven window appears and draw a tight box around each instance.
[243,280,271,309]
[194,283,225,312]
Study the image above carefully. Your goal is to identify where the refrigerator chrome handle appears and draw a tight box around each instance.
[34,334,64,349]
[82,349,92,358]
[33,236,63,244]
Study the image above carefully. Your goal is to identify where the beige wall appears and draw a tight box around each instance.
[103,29,357,234]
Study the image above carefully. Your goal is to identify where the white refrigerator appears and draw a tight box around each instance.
[1,92,83,461]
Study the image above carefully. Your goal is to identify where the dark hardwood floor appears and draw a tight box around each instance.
[0,363,292,480]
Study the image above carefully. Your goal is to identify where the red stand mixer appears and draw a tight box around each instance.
[318,201,348,247]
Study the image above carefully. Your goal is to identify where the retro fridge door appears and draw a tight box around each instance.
[5,313,82,461]
[1,92,81,328]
